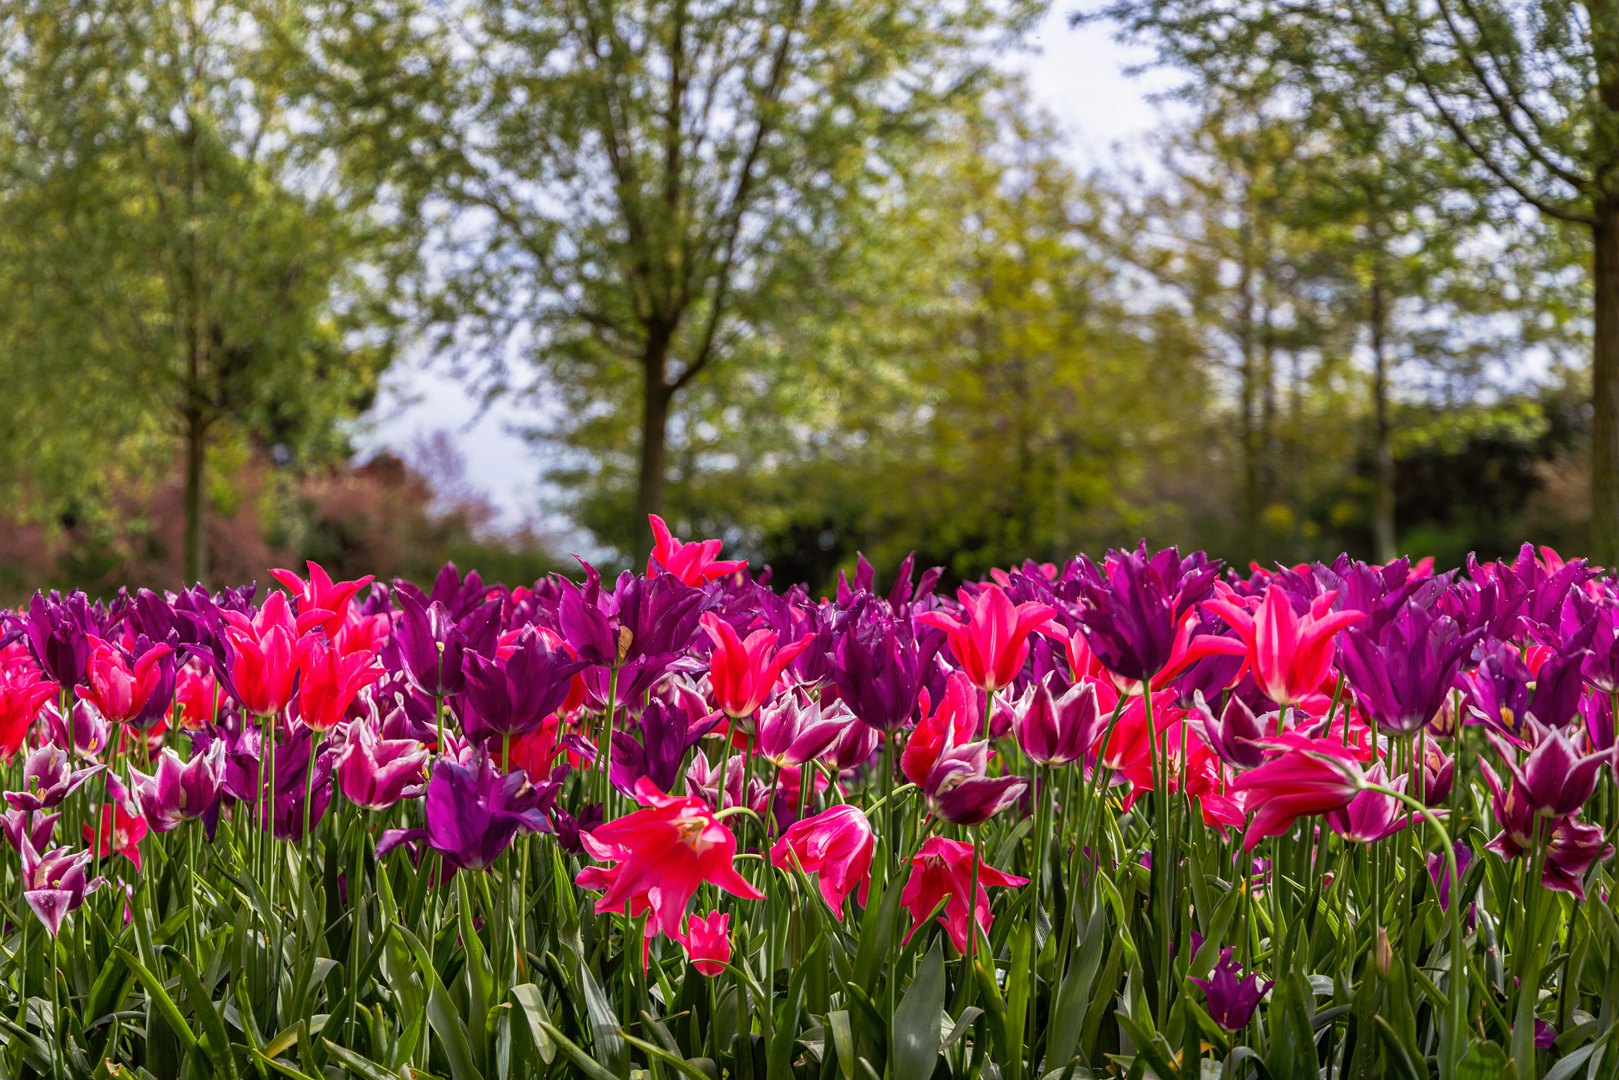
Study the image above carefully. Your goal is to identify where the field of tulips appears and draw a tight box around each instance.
[0,519,1616,1079]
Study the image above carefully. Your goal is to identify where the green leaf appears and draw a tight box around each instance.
[321,1038,404,1080]
[1003,919,1034,1080]
[510,984,556,1066]
[113,946,201,1059]
[1047,899,1105,1068]
[168,945,240,1080]
[829,1009,856,1080]
[574,955,628,1076]
[891,939,945,1080]
[852,878,903,992]
[1543,1025,1616,1080]
[396,925,483,1080]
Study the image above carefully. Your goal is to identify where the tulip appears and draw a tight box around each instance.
[424,751,552,871]
[20,839,104,936]
[0,665,59,759]
[129,742,226,831]
[21,591,97,688]
[1541,815,1613,900]
[222,592,325,715]
[1,809,57,854]
[395,561,496,621]
[924,740,1027,826]
[1190,691,1268,771]
[899,837,1027,954]
[1201,586,1363,706]
[1466,638,1586,736]
[1489,722,1607,818]
[678,910,732,976]
[258,727,336,841]
[610,698,717,795]
[82,802,148,868]
[551,803,604,855]
[1071,544,1220,682]
[1427,841,1473,911]
[458,626,587,742]
[1188,948,1274,1031]
[647,514,747,585]
[824,719,880,771]
[1324,765,1419,844]
[1338,603,1482,734]
[700,612,811,719]
[769,804,875,913]
[830,614,942,732]
[337,717,430,810]
[391,591,500,699]
[174,664,220,730]
[915,584,1055,693]
[755,692,852,768]
[298,642,386,732]
[269,561,373,639]
[6,744,103,812]
[901,672,976,786]
[1011,671,1101,767]
[1226,733,1365,850]
[575,777,763,947]
[76,636,173,724]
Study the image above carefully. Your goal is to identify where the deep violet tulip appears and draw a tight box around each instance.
[1189,949,1274,1031]
[394,561,497,622]
[830,613,943,732]
[129,742,226,831]
[337,717,429,810]
[916,584,1056,693]
[647,514,747,585]
[391,591,500,699]
[458,626,587,742]
[755,692,853,768]
[574,777,762,947]
[924,740,1027,826]
[899,837,1027,954]
[1338,602,1481,735]
[1012,671,1101,767]
[6,745,102,812]
[1190,691,1268,771]
[1466,637,1588,736]
[1072,543,1220,682]
[258,726,336,841]
[22,591,98,688]
[551,803,604,855]
[1200,585,1363,706]
[679,911,732,976]
[424,751,551,871]
[770,804,875,913]
[1487,722,1607,818]
[1225,733,1365,850]
[269,561,373,639]
[824,719,880,771]
[700,612,811,719]
[20,839,105,936]
[610,697,718,795]
[1427,842,1473,911]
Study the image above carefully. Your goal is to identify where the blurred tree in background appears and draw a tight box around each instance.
[0,0,1600,597]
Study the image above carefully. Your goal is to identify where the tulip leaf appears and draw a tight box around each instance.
[511,984,557,1067]
[573,952,628,1077]
[1046,899,1106,1068]
[829,1009,856,1080]
[166,945,241,1080]
[321,1037,403,1080]
[1189,883,1243,980]
[1003,919,1033,1080]
[1263,972,1316,1080]
[1112,1011,1176,1080]
[852,878,903,992]
[891,939,945,1080]
[618,1028,718,1080]
[245,1047,323,1080]
[396,925,483,1080]
[524,1011,619,1080]
[112,946,201,1060]
[1373,1016,1426,1080]
[768,934,814,1079]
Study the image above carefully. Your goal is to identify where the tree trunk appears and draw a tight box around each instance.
[636,345,673,566]
[183,410,208,586]
[1594,200,1619,567]
[1369,278,1397,565]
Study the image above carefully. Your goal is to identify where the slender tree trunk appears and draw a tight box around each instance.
[1237,216,1261,529]
[1594,201,1619,566]
[1369,277,1397,565]
[636,343,673,565]
[183,410,208,586]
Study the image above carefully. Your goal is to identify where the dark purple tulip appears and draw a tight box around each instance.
[6,745,102,812]
[395,562,496,622]
[258,726,335,840]
[1426,841,1473,911]
[457,627,587,742]
[424,751,551,871]
[391,591,500,698]
[551,803,604,855]
[1073,543,1219,682]
[755,692,853,767]
[1189,948,1274,1031]
[23,591,99,687]
[1489,723,1607,818]
[824,717,880,771]
[831,611,943,733]
[1565,591,1619,691]
[1325,555,1431,638]
[1339,603,1482,735]
[923,741,1027,826]
[1466,638,1587,736]
[609,698,718,795]
[1191,691,1268,771]
[1,809,57,854]
[1012,671,1101,767]
[556,572,616,667]
[1542,816,1613,900]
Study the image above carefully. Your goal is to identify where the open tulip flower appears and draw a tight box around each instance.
[0,542,1618,1079]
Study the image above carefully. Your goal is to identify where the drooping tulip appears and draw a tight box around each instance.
[679,911,733,976]
[20,840,104,936]
[1188,948,1274,1032]
[924,741,1027,826]
[700,613,811,719]
[575,777,762,947]
[1226,733,1365,850]
[915,584,1055,693]
[769,804,875,913]
[424,750,552,871]
[129,742,226,831]
[337,717,430,810]
[298,642,385,731]
[1200,586,1363,707]
[6,745,102,812]
[899,837,1027,954]
[1011,672,1101,767]
[647,514,747,585]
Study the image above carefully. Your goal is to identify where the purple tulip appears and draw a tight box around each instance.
[22,840,105,936]
[1338,603,1481,735]
[924,740,1027,826]
[823,717,880,771]
[1489,723,1607,819]
[258,726,335,841]
[22,591,99,688]
[1,809,58,854]
[457,626,587,742]
[831,612,943,733]
[755,692,853,768]
[1191,691,1269,771]
[129,743,226,831]
[1466,638,1587,736]
[424,751,552,872]
[1324,765,1417,843]
[1426,841,1473,911]
[337,715,430,810]
[1072,543,1219,682]
[1542,816,1613,900]
[610,698,718,795]
[1188,948,1273,1031]
[390,591,499,699]
[6,745,102,812]
[42,701,109,761]
[1012,671,1100,767]
[550,803,604,855]
[556,572,616,667]
[394,562,497,622]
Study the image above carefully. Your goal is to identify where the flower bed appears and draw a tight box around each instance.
[0,525,1609,1079]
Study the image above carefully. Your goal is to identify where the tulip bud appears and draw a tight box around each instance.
[1374,926,1392,976]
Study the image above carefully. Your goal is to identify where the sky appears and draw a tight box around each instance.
[354,3,1176,531]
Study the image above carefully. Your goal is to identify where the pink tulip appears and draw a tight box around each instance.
[336,717,429,810]
[298,642,385,732]
[700,613,811,719]
[679,911,732,976]
[1201,586,1364,706]
[129,742,226,832]
[916,585,1055,693]
[222,592,326,716]
[1227,733,1366,850]
[647,515,747,586]
[269,560,374,639]
[77,637,172,724]
[900,837,1027,954]
[770,804,875,913]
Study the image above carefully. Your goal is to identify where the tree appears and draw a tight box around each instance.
[1097,0,1619,562]
[321,0,1044,562]
[0,0,398,584]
